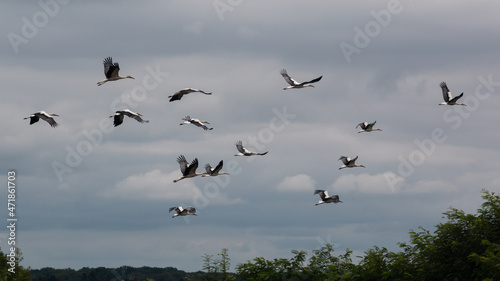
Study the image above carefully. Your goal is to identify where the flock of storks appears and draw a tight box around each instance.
[23,57,467,218]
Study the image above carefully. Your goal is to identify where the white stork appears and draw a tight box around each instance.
[169,206,197,218]
[234,140,268,156]
[173,155,203,183]
[180,116,213,131]
[338,156,365,170]
[203,160,229,177]
[24,111,59,128]
[97,57,134,86]
[314,190,343,206]
[168,88,212,102]
[439,81,466,106]
[280,69,322,90]
[356,121,382,133]
[109,109,149,127]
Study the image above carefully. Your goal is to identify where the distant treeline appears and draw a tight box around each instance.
[30,266,204,281]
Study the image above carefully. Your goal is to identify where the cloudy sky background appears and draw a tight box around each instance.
[1,0,500,272]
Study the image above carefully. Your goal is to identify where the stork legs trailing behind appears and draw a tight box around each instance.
[180,116,213,131]
[280,69,322,90]
[338,156,365,170]
[110,109,149,127]
[439,81,466,106]
[357,121,382,133]
[203,160,229,177]
[24,111,59,128]
[173,155,203,183]
[234,140,268,156]
[169,206,197,218]
[97,57,134,86]
[314,190,342,206]
[168,88,212,102]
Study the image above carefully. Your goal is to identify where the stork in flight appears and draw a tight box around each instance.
[24,111,59,128]
[110,109,149,127]
[97,57,134,86]
[173,155,203,183]
[203,160,229,177]
[180,116,213,131]
[357,121,382,133]
[234,140,268,156]
[338,156,365,170]
[314,190,343,206]
[280,69,322,90]
[168,88,212,102]
[169,206,197,218]
[439,81,466,106]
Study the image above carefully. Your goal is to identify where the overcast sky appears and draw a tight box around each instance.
[1,0,500,272]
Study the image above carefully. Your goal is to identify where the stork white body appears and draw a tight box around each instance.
[169,206,197,218]
[97,57,134,86]
[356,121,382,133]
[280,69,322,90]
[168,88,211,102]
[338,156,365,170]
[180,116,213,131]
[173,155,203,183]
[203,160,229,177]
[234,140,268,156]
[109,109,149,127]
[24,111,59,128]
[439,81,466,106]
[314,190,342,206]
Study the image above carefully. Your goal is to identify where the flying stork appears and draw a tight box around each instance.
[356,121,382,133]
[109,109,149,127]
[280,69,322,90]
[24,111,59,128]
[234,140,268,156]
[173,155,203,183]
[314,190,343,206]
[169,206,197,218]
[180,116,213,131]
[168,88,212,102]
[338,156,365,170]
[439,81,466,106]
[203,160,229,177]
[97,57,134,86]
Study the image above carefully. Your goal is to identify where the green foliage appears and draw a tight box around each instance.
[31,266,189,280]
[0,247,31,281]
[234,189,500,280]
[197,248,234,281]
[236,244,355,280]
[402,189,500,280]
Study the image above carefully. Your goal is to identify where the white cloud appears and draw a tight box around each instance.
[404,180,457,194]
[98,169,244,206]
[277,174,316,192]
[332,172,401,194]
[98,169,193,201]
